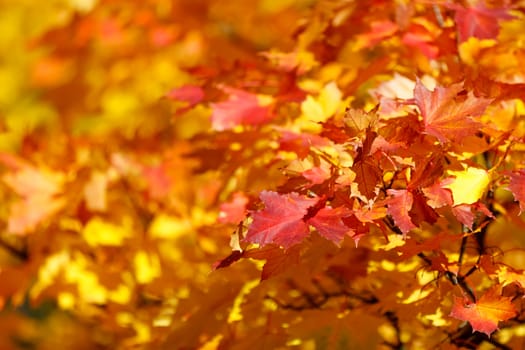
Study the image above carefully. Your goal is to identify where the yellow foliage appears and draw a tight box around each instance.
[297,82,342,132]
[82,217,132,246]
[134,251,161,284]
[445,167,490,205]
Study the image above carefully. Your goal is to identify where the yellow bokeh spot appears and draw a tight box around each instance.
[31,250,70,298]
[422,308,450,327]
[102,89,139,116]
[117,312,151,345]
[58,292,75,309]
[378,323,397,345]
[397,260,419,272]
[82,217,132,246]
[134,251,161,284]
[380,260,396,271]
[228,279,259,323]
[149,214,192,239]
[445,167,490,205]
[108,284,132,304]
[458,37,496,66]
[379,234,405,251]
[191,207,217,226]
[64,257,107,304]
[68,0,97,12]
[200,334,224,350]
[400,288,431,304]
[417,269,437,286]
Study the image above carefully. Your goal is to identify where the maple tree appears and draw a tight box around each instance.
[1,0,525,349]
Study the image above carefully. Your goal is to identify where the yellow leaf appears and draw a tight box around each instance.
[298,82,342,132]
[446,167,490,205]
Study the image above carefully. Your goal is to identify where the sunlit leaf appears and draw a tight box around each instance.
[445,167,490,205]
[450,286,517,336]
[245,191,318,248]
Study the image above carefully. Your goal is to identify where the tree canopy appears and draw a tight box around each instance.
[1,0,525,349]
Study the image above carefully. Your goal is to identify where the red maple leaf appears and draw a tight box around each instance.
[408,191,439,227]
[386,189,416,236]
[245,191,318,249]
[307,206,353,245]
[452,3,513,43]
[414,80,492,143]
[452,202,494,229]
[450,286,517,336]
[422,179,454,208]
[401,23,439,59]
[356,20,398,49]
[166,85,204,106]
[278,129,329,159]
[218,192,249,224]
[507,170,525,213]
[211,86,272,131]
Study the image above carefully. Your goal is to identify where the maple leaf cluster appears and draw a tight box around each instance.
[1,0,525,349]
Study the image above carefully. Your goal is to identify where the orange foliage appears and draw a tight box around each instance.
[1,0,525,349]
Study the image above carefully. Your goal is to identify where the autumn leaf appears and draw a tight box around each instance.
[496,266,525,289]
[218,192,249,224]
[401,22,439,59]
[5,0,525,348]
[450,286,517,336]
[344,109,379,136]
[245,191,318,248]
[355,20,398,49]
[278,129,329,159]
[166,85,204,106]
[351,130,381,199]
[396,232,462,260]
[408,191,439,227]
[452,2,513,43]
[301,165,331,185]
[1,156,65,234]
[422,179,454,208]
[307,206,353,245]
[507,170,525,213]
[445,167,490,205]
[414,79,492,143]
[386,189,416,236]
[211,86,273,131]
[451,204,475,229]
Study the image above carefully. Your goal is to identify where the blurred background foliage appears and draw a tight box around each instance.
[0,0,314,348]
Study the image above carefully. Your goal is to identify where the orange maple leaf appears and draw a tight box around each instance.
[450,286,517,336]
[414,79,492,143]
